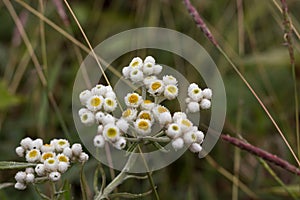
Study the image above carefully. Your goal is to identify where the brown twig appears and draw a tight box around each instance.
[183,0,218,46]
[221,134,300,176]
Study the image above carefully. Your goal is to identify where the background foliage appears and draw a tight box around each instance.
[0,0,300,199]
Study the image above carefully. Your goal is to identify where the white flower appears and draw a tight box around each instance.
[103,97,117,112]
[134,119,152,135]
[95,111,105,123]
[183,131,198,144]
[166,123,182,138]
[158,112,172,126]
[93,135,105,148]
[143,75,157,86]
[140,100,155,110]
[86,95,104,111]
[124,93,142,108]
[41,144,55,154]
[55,139,70,152]
[20,137,33,150]
[63,147,73,158]
[116,118,129,133]
[78,152,89,163]
[122,108,138,121]
[91,84,107,96]
[164,85,178,100]
[153,105,169,120]
[153,64,162,74]
[14,182,26,190]
[185,97,191,104]
[148,80,164,95]
[31,138,43,150]
[162,75,177,85]
[189,143,202,153]
[178,118,193,132]
[35,164,45,176]
[15,171,26,183]
[102,114,116,125]
[173,112,187,122]
[80,111,95,126]
[195,130,204,143]
[79,90,92,105]
[187,101,200,113]
[171,138,184,151]
[137,110,154,124]
[188,83,199,92]
[202,88,212,99]
[105,91,117,99]
[71,143,83,156]
[130,69,144,82]
[25,167,34,174]
[188,87,203,102]
[144,56,155,64]
[44,158,58,172]
[58,162,69,173]
[143,62,154,75]
[105,85,113,92]
[49,171,61,182]
[113,137,127,150]
[78,108,89,116]
[122,66,131,78]
[129,57,143,69]
[15,146,25,157]
[103,124,120,142]
[25,149,41,163]
[41,152,55,162]
[97,125,104,134]
[57,154,70,164]
[25,173,35,183]
[200,99,211,109]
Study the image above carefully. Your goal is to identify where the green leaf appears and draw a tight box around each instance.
[80,164,89,200]
[0,81,21,110]
[0,161,36,170]
[0,182,14,190]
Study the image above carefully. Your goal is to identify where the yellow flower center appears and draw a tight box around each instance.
[82,114,88,121]
[106,99,114,106]
[139,112,151,121]
[138,120,149,130]
[42,153,54,160]
[128,94,139,104]
[193,89,200,94]
[29,150,38,158]
[58,155,68,162]
[47,159,55,164]
[172,125,179,131]
[151,82,162,90]
[44,144,51,147]
[132,61,139,67]
[146,63,152,68]
[107,128,117,138]
[144,100,152,104]
[122,109,132,118]
[91,97,101,107]
[167,86,177,94]
[58,140,66,146]
[191,133,197,141]
[181,119,192,127]
[158,106,168,113]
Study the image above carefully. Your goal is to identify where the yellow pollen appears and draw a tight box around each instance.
[132,61,139,67]
[172,125,179,131]
[42,153,54,160]
[91,97,101,107]
[181,119,191,127]
[58,141,66,146]
[122,109,132,118]
[158,106,167,113]
[107,128,117,138]
[29,150,38,158]
[106,99,113,106]
[139,112,151,121]
[193,89,200,94]
[138,121,149,130]
[58,156,68,162]
[167,86,177,94]
[151,82,162,90]
[144,100,152,104]
[47,159,55,164]
[44,144,51,147]
[191,133,196,141]
[128,94,139,104]
[82,114,88,121]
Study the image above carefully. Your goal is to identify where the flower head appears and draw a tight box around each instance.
[166,123,182,138]
[130,69,144,82]
[124,93,142,108]
[103,124,120,142]
[140,99,155,110]
[26,149,41,163]
[79,90,92,105]
[93,135,105,148]
[162,75,177,85]
[129,57,143,69]
[134,119,152,135]
[164,85,178,100]
[148,80,164,95]
[86,95,104,111]
[103,97,117,112]
[122,108,137,121]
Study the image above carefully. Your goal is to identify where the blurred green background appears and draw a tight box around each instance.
[0,0,300,199]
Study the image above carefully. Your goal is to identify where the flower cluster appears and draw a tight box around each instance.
[78,56,212,156]
[186,83,212,113]
[14,137,88,190]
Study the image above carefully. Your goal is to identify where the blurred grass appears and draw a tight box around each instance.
[0,0,300,199]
